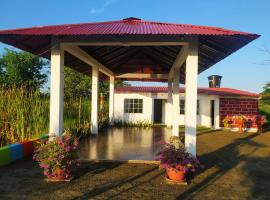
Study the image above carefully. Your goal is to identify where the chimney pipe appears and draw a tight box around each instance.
[208,75,222,88]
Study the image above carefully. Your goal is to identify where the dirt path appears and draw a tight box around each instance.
[0,130,270,200]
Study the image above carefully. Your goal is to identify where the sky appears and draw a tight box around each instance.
[0,0,269,93]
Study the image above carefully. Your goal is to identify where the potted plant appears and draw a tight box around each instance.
[234,115,246,133]
[33,130,79,181]
[223,116,232,130]
[156,140,201,183]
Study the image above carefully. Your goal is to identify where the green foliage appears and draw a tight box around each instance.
[0,49,48,89]
[259,82,270,127]
[0,87,110,147]
[64,68,91,99]
[260,82,270,105]
[64,67,130,99]
[113,119,153,128]
[0,87,49,147]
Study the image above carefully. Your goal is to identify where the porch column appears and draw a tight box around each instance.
[109,76,115,125]
[185,38,199,156]
[167,78,173,127]
[172,67,180,136]
[91,66,99,134]
[49,42,64,138]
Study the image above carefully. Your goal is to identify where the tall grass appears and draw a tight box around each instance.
[0,88,109,147]
[0,87,49,146]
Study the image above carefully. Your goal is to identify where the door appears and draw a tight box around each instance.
[154,99,163,123]
[210,100,215,127]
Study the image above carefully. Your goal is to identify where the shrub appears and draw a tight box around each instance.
[33,131,79,179]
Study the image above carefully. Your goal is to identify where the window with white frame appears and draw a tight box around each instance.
[124,98,143,113]
[179,100,200,115]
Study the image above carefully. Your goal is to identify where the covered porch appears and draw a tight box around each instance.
[0,17,259,156]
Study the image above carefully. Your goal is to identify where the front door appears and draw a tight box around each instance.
[154,99,163,123]
[210,100,215,127]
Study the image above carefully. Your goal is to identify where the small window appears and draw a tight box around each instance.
[124,98,143,113]
[179,99,200,115]
[180,100,185,114]
[197,100,200,115]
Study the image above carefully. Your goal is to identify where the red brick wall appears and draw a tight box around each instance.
[219,98,259,127]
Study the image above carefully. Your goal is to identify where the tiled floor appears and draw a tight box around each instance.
[79,127,172,161]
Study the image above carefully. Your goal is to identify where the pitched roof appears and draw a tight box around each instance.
[115,86,258,97]
[0,17,259,36]
[0,17,260,83]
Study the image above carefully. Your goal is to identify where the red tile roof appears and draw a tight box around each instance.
[115,86,258,97]
[0,17,259,36]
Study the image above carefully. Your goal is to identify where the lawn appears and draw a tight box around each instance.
[0,130,270,200]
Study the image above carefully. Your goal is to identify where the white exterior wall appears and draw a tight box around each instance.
[114,92,220,128]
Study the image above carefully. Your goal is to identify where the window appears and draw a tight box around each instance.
[179,100,200,115]
[197,100,200,115]
[180,100,185,114]
[124,99,143,113]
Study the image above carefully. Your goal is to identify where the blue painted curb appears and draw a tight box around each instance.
[0,135,48,167]
[8,143,23,161]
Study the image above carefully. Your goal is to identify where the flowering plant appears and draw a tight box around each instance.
[156,141,201,173]
[33,130,79,179]
[223,116,232,129]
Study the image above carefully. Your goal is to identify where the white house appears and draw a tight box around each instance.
[113,83,259,131]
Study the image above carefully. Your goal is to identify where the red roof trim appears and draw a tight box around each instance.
[115,86,258,97]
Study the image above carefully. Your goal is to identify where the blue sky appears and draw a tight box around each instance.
[0,0,269,93]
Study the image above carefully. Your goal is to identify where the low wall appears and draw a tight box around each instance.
[0,135,48,167]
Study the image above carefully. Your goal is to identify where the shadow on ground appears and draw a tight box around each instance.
[0,130,270,200]
[177,133,270,199]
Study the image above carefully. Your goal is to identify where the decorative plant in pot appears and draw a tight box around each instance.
[233,115,247,133]
[33,130,79,181]
[223,116,232,130]
[156,140,201,183]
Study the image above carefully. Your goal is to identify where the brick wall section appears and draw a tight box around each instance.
[219,98,259,127]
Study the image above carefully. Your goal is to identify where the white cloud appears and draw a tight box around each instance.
[90,0,115,15]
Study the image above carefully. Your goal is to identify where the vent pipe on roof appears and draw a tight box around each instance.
[208,75,222,88]
[123,17,141,21]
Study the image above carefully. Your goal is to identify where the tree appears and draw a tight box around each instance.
[0,48,48,89]
[64,67,91,99]
[64,67,130,100]
[260,82,270,105]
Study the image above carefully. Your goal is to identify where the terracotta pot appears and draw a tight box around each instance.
[166,167,185,182]
[48,167,68,181]
[238,120,245,133]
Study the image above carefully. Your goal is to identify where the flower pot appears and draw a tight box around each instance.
[238,121,245,133]
[166,167,185,182]
[45,167,71,182]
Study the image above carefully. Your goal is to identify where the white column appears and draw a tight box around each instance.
[167,79,173,127]
[91,66,99,134]
[49,43,64,138]
[185,38,199,156]
[109,76,115,125]
[172,67,180,136]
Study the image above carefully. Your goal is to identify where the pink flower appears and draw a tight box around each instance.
[65,146,71,152]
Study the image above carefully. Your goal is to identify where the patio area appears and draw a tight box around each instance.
[78,127,213,161]
[1,129,270,200]
[79,127,172,161]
